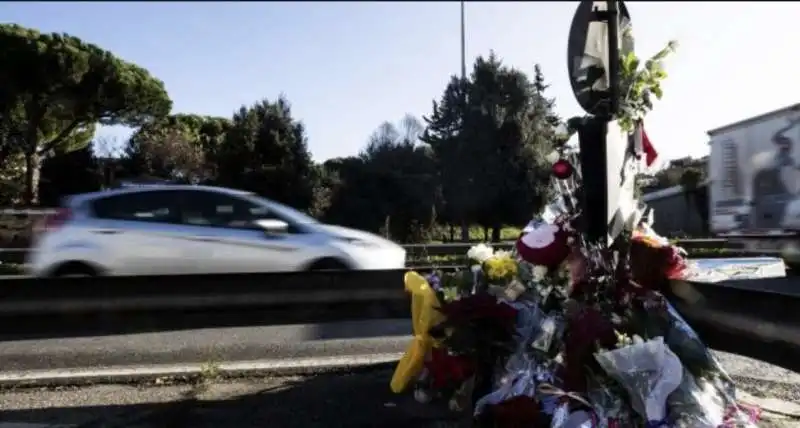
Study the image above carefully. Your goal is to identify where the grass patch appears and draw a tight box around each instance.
[427,226,522,243]
[0,263,23,275]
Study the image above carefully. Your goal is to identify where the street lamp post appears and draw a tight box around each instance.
[460,0,466,82]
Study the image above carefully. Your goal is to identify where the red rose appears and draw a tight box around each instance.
[629,239,688,292]
[487,395,540,427]
[437,293,518,329]
[424,347,475,389]
[561,306,617,393]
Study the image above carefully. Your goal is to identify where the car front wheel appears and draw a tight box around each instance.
[305,258,350,271]
[50,262,100,278]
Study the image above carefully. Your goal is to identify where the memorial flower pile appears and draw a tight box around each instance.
[389,126,764,428]
[389,6,768,424]
[390,163,763,427]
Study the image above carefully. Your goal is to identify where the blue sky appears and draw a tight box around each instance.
[4,2,800,163]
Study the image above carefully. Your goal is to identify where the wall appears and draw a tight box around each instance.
[643,184,707,236]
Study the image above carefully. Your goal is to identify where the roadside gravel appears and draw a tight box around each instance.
[0,369,460,428]
[1,369,798,428]
[714,350,800,384]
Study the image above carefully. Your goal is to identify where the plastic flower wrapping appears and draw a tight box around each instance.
[389,118,769,427]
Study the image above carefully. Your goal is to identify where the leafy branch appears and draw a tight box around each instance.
[557,37,678,139]
[618,34,678,132]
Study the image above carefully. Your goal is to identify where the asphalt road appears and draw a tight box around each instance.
[1,320,799,427]
[0,320,410,372]
[0,319,800,384]
[2,320,800,384]
[0,370,464,428]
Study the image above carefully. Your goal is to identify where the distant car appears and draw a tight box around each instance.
[27,184,406,277]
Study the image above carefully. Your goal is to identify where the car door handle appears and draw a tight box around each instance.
[188,236,219,242]
[92,229,122,235]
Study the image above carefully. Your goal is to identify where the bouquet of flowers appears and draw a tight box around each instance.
[389,20,767,427]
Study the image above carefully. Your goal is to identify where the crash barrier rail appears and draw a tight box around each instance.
[403,238,735,258]
[404,239,743,268]
[666,275,800,374]
[408,253,796,274]
[0,269,409,315]
[0,239,739,266]
[0,269,411,339]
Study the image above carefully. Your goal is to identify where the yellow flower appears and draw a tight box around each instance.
[484,254,518,282]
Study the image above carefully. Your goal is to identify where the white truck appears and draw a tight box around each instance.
[707,103,800,261]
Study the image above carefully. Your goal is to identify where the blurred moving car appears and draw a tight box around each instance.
[27,183,406,277]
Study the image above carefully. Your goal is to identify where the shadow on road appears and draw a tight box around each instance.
[0,299,411,341]
[0,368,464,428]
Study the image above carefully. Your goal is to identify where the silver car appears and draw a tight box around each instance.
[28,184,406,277]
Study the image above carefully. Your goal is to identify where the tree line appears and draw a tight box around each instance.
[0,24,706,243]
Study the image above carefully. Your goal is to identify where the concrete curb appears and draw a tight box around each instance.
[0,353,404,388]
[739,391,800,419]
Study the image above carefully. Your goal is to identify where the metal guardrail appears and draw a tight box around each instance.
[0,270,407,316]
[668,276,800,373]
[404,239,735,257]
[0,239,740,267]
[407,252,786,273]
[0,208,56,215]
[0,270,411,339]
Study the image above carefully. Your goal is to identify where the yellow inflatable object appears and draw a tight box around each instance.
[389,271,445,394]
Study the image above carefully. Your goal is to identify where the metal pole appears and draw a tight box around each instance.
[460,0,466,82]
[606,0,620,118]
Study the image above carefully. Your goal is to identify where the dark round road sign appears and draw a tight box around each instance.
[567,0,633,116]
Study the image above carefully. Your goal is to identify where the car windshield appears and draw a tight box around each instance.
[242,193,320,225]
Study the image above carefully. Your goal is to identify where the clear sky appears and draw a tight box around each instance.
[3,2,800,163]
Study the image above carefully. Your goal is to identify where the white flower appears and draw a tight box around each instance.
[413,388,432,403]
[555,123,571,141]
[449,396,466,412]
[493,249,513,260]
[522,220,541,234]
[520,224,559,249]
[545,150,561,164]
[532,265,549,281]
[467,243,494,263]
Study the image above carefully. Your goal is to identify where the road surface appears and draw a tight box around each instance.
[1,369,799,428]
[1,321,799,382]
[0,370,464,428]
[1,321,799,427]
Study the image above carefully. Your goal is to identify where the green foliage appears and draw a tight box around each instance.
[323,116,440,243]
[215,98,316,210]
[679,167,703,191]
[617,35,678,132]
[123,114,230,183]
[422,55,559,240]
[38,145,100,206]
[644,156,708,192]
[0,23,172,203]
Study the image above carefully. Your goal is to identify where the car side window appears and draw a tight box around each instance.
[179,191,269,230]
[92,191,181,224]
